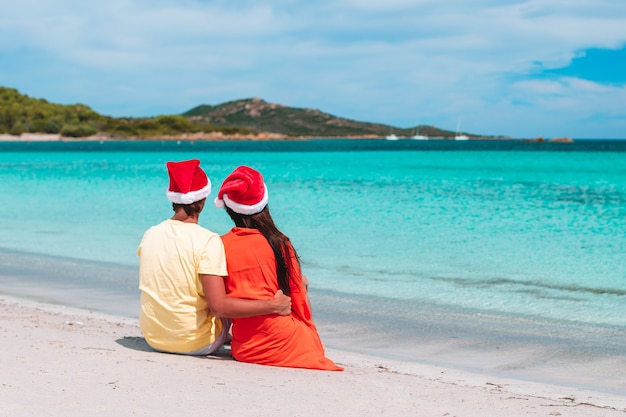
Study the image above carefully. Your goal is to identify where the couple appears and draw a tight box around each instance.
[138,160,342,371]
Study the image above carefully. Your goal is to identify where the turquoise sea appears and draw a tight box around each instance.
[1,139,625,393]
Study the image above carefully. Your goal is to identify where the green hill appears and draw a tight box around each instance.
[1,86,489,139]
[0,87,106,137]
[0,87,251,138]
[183,97,465,138]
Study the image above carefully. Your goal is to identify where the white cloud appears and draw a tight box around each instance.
[1,0,626,137]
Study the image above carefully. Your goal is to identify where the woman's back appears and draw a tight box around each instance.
[222,227,342,371]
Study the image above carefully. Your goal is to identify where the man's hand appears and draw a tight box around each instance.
[272,289,291,316]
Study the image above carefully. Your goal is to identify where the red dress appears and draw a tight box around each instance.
[221,227,343,371]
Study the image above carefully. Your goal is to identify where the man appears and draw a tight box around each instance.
[138,159,291,355]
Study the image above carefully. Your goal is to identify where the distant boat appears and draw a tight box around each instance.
[454,117,469,140]
[386,128,400,140]
[411,125,428,140]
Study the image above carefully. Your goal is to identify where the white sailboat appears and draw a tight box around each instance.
[411,125,428,140]
[454,117,469,140]
[385,128,399,140]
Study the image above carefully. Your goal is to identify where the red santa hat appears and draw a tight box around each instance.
[165,159,212,204]
[214,166,269,215]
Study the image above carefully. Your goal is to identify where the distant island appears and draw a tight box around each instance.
[0,86,569,142]
[180,97,497,140]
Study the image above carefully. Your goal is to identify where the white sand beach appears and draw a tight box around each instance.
[0,133,62,141]
[1,294,625,417]
[0,132,290,142]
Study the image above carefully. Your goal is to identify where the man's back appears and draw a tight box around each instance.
[138,219,227,353]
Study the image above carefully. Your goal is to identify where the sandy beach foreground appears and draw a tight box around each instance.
[1,295,625,417]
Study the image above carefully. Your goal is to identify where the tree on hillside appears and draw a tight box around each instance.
[0,87,252,138]
[0,87,104,136]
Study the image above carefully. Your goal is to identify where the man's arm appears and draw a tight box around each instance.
[201,274,291,318]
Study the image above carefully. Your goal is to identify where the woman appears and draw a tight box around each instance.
[214,166,342,371]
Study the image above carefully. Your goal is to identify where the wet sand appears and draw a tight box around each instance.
[1,294,625,417]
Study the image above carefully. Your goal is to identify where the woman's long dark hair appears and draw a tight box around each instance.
[225,205,300,295]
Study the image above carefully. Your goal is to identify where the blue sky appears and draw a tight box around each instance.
[1,0,625,139]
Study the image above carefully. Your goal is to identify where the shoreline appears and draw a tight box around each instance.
[1,247,626,397]
[1,293,625,416]
[0,132,576,142]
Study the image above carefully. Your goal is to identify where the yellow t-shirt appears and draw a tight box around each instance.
[138,219,228,353]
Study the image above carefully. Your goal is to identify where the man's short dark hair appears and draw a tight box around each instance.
[172,199,205,216]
